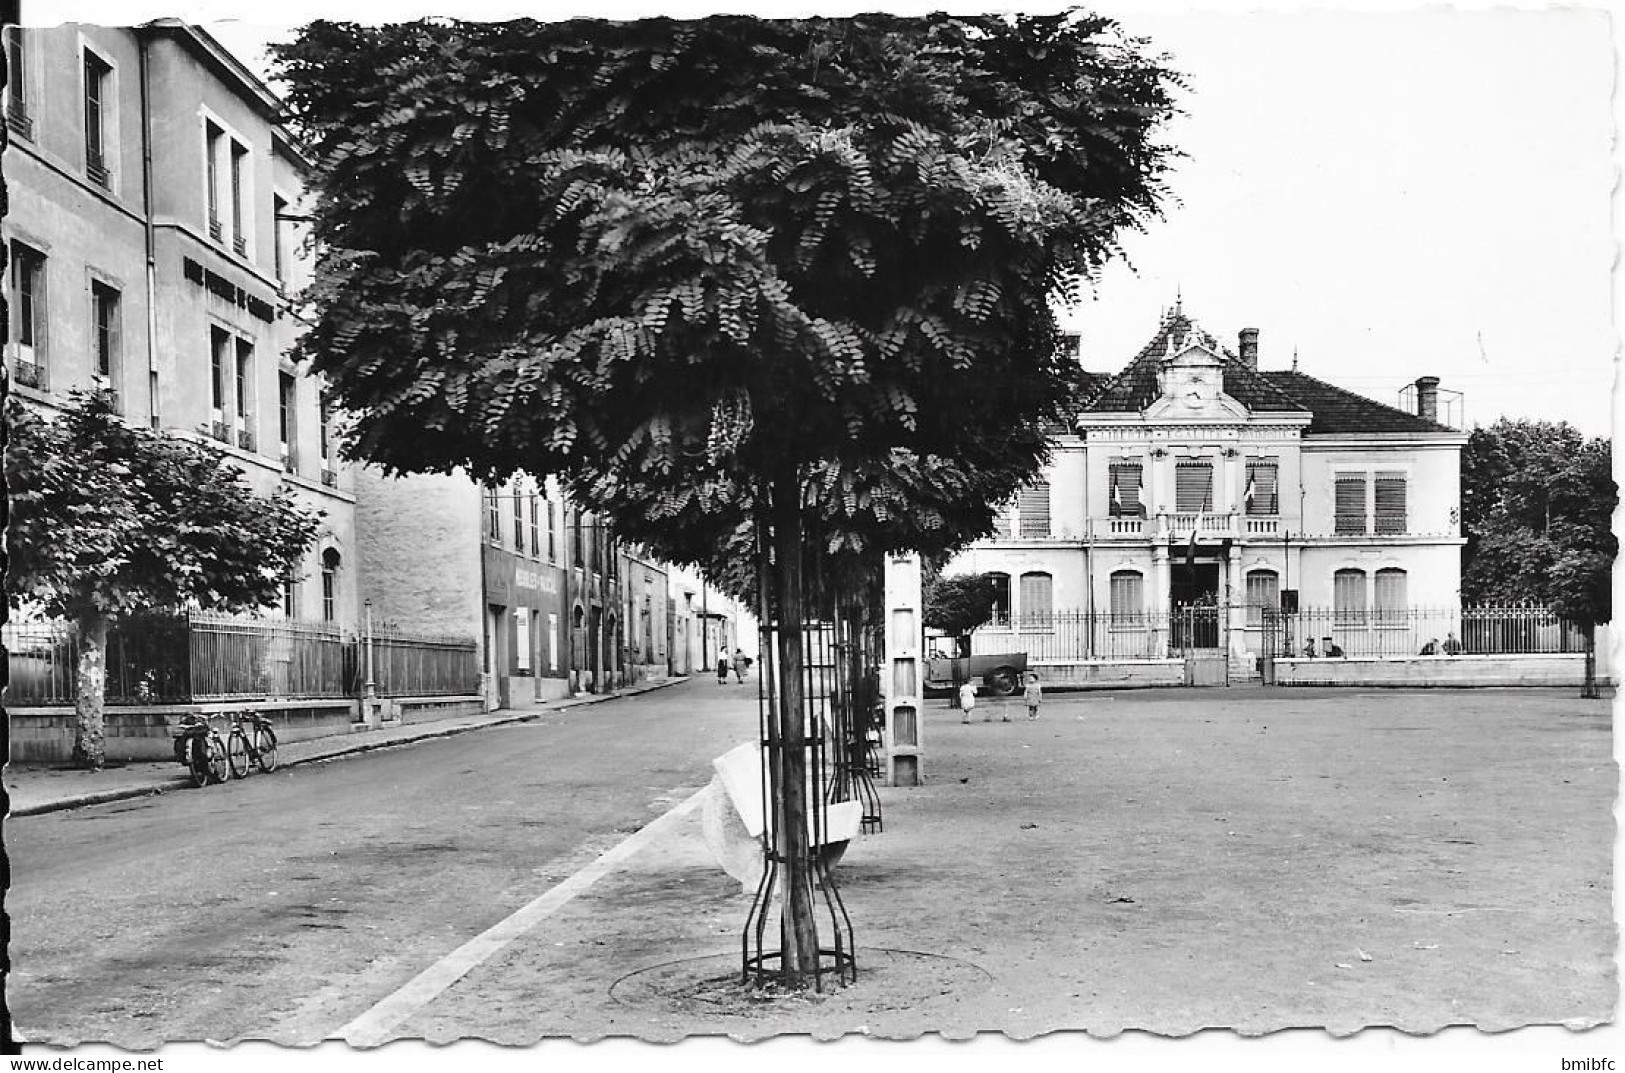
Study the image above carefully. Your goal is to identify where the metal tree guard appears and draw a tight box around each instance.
[741,508,857,991]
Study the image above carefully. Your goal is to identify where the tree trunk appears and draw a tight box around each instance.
[1582,622,1598,699]
[72,613,110,770]
[770,470,820,982]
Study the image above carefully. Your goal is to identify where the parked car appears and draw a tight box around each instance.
[923,652,1028,696]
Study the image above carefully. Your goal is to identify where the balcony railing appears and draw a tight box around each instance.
[86,152,109,188]
[237,428,255,452]
[208,217,222,242]
[319,467,338,488]
[282,446,298,473]
[233,235,247,257]
[209,421,231,444]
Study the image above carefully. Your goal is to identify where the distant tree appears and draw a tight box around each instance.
[924,571,1000,655]
[8,390,319,768]
[1460,418,1615,695]
[275,12,1180,983]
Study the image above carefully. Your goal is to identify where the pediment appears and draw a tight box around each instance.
[1143,391,1251,422]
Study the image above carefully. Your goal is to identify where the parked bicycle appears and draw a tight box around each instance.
[172,713,230,788]
[225,710,279,779]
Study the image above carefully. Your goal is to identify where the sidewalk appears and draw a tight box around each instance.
[350,686,1612,1043]
[4,677,685,818]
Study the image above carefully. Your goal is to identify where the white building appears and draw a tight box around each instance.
[948,307,1466,673]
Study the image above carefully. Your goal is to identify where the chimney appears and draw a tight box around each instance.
[1415,376,1440,423]
[1238,327,1259,370]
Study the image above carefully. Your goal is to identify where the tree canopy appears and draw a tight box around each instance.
[273,12,1181,568]
[923,570,1002,638]
[8,391,320,623]
[1460,418,1615,625]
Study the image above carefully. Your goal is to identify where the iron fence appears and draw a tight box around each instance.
[355,626,482,697]
[969,603,1585,662]
[4,613,479,705]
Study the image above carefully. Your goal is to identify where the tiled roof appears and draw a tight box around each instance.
[1076,311,1452,435]
[1261,371,1453,434]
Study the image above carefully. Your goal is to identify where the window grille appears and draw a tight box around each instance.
[987,573,1011,622]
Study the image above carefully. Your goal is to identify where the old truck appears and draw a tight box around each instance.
[923,651,1029,696]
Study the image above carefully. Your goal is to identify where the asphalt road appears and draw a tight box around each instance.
[9,678,762,1047]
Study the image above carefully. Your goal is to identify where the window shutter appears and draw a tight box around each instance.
[1334,474,1367,534]
[1018,572,1052,620]
[1374,473,1407,535]
[1109,463,1144,517]
[1245,461,1278,515]
[1110,571,1143,622]
[1374,568,1408,621]
[1018,482,1050,537]
[1175,461,1212,513]
[1334,569,1367,623]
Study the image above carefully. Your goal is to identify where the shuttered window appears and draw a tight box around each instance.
[1334,568,1367,625]
[1108,462,1144,517]
[988,573,1011,623]
[1018,572,1052,621]
[992,507,1012,539]
[1374,568,1408,622]
[1245,571,1279,625]
[1245,461,1279,515]
[1018,482,1051,537]
[1334,474,1367,534]
[1374,473,1407,535]
[1109,571,1143,624]
[1175,461,1212,513]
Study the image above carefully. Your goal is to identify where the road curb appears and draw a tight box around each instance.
[8,677,686,819]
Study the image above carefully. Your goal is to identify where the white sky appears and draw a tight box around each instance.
[33,0,1619,443]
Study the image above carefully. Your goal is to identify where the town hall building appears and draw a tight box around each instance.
[947,306,1467,677]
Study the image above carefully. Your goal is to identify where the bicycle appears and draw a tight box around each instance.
[225,710,279,779]
[173,713,231,787]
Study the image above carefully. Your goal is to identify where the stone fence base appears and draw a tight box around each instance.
[1273,653,1597,688]
[1031,658,1186,690]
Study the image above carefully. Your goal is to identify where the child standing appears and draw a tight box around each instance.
[1024,672,1043,720]
[958,679,977,724]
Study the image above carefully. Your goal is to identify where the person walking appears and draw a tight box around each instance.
[1024,672,1043,720]
[717,654,730,684]
[958,679,977,724]
[732,648,751,683]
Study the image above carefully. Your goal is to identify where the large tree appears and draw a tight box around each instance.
[275,12,1179,983]
[7,390,319,768]
[1460,419,1615,695]
[924,570,1002,656]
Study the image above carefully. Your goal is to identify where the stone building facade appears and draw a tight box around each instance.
[4,21,356,628]
[947,307,1467,673]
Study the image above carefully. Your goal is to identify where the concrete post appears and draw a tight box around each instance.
[882,551,924,787]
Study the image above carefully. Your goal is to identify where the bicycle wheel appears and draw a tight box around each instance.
[187,738,210,789]
[226,727,252,779]
[254,725,279,773]
[206,734,231,784]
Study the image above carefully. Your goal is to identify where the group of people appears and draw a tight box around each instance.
[1419,633,1463,656]
[715,648,753,684]
[1301,631,1462,658]
[958,672,1044,724]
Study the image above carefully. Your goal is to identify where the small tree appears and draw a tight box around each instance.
[7,390,320,768]
[924,571,1000,657]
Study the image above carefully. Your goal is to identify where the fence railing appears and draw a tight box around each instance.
[968,604,1586,662]
[4,613,479,706]
[355,627,482,698]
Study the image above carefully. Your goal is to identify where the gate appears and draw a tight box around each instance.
[1173,603,1228,686]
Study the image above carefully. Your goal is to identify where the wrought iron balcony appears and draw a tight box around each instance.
[6,104,32,139]
[209,420,230,443]
[237,428,255,452]
[319,467,338,488]
[208,217,222,242]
